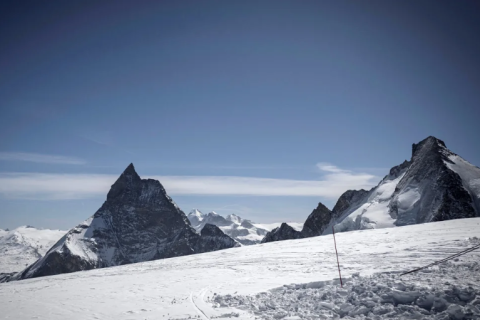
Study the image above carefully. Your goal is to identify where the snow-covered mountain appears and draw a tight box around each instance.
[0,226,66,274]
[1,218,479,319]
[187,210,302,245]
[5,164,237,281]
[263,136,480,243]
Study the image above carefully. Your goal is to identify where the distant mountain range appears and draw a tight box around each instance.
[263,136,480,243]
[0,226,66,275]
[187,209,302,245]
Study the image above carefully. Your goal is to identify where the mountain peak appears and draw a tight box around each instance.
[412,136,447,157]
[106,163,142,201]
[124,163,137,174]
[188,209,204,218]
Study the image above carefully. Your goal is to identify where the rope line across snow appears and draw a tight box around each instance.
[400,243,480,276]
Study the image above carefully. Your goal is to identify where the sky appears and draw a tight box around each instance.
[1,1,479,230]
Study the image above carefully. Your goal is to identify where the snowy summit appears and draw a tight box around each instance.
[188,209,302,245]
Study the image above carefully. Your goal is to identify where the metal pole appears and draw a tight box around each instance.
[332,225,343,287]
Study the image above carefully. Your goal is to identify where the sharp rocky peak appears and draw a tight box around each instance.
[412,136,448,158]
[107,163,142,200]
[106,163,169,204]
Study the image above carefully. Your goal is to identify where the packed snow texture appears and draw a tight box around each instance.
[0,226,66,273]
[214,260,480,319]
[0,218,479,319]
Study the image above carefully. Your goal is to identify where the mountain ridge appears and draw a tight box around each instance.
[262,136,480,243]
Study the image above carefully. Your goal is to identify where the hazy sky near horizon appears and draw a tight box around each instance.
[1,1,479,229]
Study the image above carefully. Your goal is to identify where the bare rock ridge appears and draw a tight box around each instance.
[389,136,476,225]
[260,223,301,243]
[301,202,335,238]
[8,164,237,281]
[262,136,480,243]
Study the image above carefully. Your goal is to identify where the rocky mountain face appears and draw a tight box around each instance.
[7,164,237,281]
[301,202,336,237]
[389,137,477,225]
[195,224,238,252]
[261,202,337,243]
[262,136,480,243]
[187,210,269,245]
[260,223,302,243]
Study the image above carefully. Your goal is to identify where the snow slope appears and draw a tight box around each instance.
[0,226,66,274]
[445,154,480,216]
[1,218,479,319]
[334,170,407,232]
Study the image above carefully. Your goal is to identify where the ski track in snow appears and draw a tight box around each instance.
[190,289,210,320]
[1,218,480,319]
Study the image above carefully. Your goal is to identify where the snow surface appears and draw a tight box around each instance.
[189,209,205,221]
[446,154,480,215]
[1,218,479,319]
[335,172,406,232]
[0,226,66,274]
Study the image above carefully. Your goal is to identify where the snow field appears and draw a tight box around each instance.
[213,261,480,319]
[0,218,479,319]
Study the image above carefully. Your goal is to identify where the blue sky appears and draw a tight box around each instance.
[1,1,479,230]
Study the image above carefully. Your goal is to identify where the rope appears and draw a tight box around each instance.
[400,242,480,276]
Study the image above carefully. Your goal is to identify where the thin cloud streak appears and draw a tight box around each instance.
[0,152,86,165]
[0,173,112,200]
[0,167,378,200]
[316,162,349,173]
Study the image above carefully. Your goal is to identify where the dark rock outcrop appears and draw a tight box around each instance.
[196,224,239,252]
[390,136,477,225]
[261,223,302,243]
[301,202,335,238]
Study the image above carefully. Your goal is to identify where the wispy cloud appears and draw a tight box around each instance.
[316,162,349,173]
[0,173,111,200]
[0,164,379,200]
[0,152,86,165]
[149,174,376,197]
